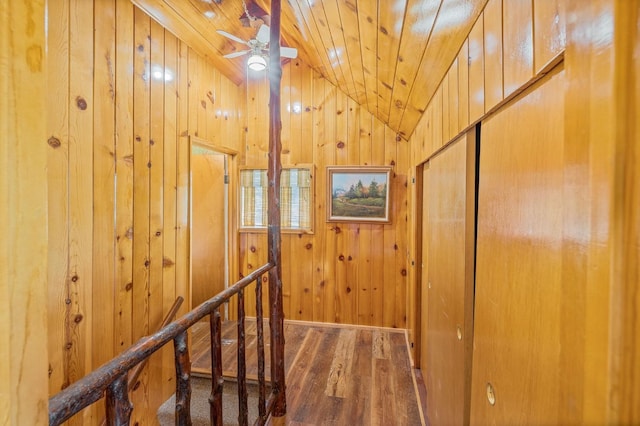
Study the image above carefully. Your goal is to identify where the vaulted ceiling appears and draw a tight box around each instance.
[132,0,487,139]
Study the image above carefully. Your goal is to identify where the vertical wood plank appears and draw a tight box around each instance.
[533,0,566,73]
[371,117,386,327]
[197,52,207,140]
[441,72,450,145]
[395,138,409,329]
[47,0,70,396]
[383,127,398,328]
[298,234,315,321]
[207,64,221,146]
[312,73,327,322]
[162,30,179,401]
[281,234,292,318]
[432,86,444,152]
[92,0,117,409]
[0,1,49,423]
[148,19,166,412]
[280,61,292,165]
[484,0,504,111]
[114,0,135,360]
[131,7,151,423]
[448,59,460,142]
[335,90,348,166]
[458,39,470,131]
[68,3,95,424]
[347,97,360,165]
[299,62,314,164]
[503,0,534,97]
[290,61,304,165]
[468,16,485,124]
[176,41,190,317]
[323,83,338,323]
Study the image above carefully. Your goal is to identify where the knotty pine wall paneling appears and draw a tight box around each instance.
[45,1,246,423]
[1,1,49,423]
[242,61,408,328]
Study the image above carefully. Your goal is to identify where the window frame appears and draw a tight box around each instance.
[238,164,315,234]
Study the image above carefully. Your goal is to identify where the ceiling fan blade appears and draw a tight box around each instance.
[256,24,270,44]
[223,49,250,59]
[216,29,248,45]
[280,46,298,59]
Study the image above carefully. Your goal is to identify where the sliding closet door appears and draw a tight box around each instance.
[422,132,476,425]
[471,65,566,425]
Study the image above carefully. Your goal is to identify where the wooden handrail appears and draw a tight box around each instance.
[49,262,275,426]
[100,296,184,426]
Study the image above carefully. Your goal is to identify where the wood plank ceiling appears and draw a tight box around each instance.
[132,0,487,139]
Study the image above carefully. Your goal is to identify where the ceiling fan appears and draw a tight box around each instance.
[217,24,298,71]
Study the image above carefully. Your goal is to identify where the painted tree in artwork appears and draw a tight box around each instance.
[369,180,380,198]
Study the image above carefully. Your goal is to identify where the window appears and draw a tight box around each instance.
[239,166,313,232]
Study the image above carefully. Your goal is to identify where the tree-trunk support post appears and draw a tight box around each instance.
[267,0,286,418]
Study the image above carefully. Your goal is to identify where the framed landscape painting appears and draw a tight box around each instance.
[327,166,392,223]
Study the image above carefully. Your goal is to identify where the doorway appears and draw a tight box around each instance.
[190,138,236,318]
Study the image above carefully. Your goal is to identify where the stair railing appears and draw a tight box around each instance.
[49,261,282,426]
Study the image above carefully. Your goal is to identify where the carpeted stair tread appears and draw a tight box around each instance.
[157,376,266,425]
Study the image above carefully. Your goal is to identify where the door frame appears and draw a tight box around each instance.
[189,136,239,318]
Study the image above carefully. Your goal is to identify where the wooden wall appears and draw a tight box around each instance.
[407,0,565,364]
[241,61,409,328]
[408,0,640,424]
[0,1,50,424]
[45,0,244,423]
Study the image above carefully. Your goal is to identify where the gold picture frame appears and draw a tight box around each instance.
[326,166,392,223]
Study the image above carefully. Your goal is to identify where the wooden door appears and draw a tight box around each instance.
[422,134,475,426]
[470,66,565,425]
[191,151,226,308]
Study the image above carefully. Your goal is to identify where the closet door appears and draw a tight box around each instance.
[422,133,476,426]
[471,66,566,425]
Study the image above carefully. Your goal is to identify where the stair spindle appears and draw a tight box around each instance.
[255,276,267,424]
[173,331,192,426]
[105,373,132,425]
[209,309,224,426]
[237,289,249,426]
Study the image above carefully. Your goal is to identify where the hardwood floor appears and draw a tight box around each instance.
[190,320,425,425]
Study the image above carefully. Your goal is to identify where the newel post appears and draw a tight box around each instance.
[267,0,287,417]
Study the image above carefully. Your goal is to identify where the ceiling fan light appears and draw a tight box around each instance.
[247,54,267,71]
